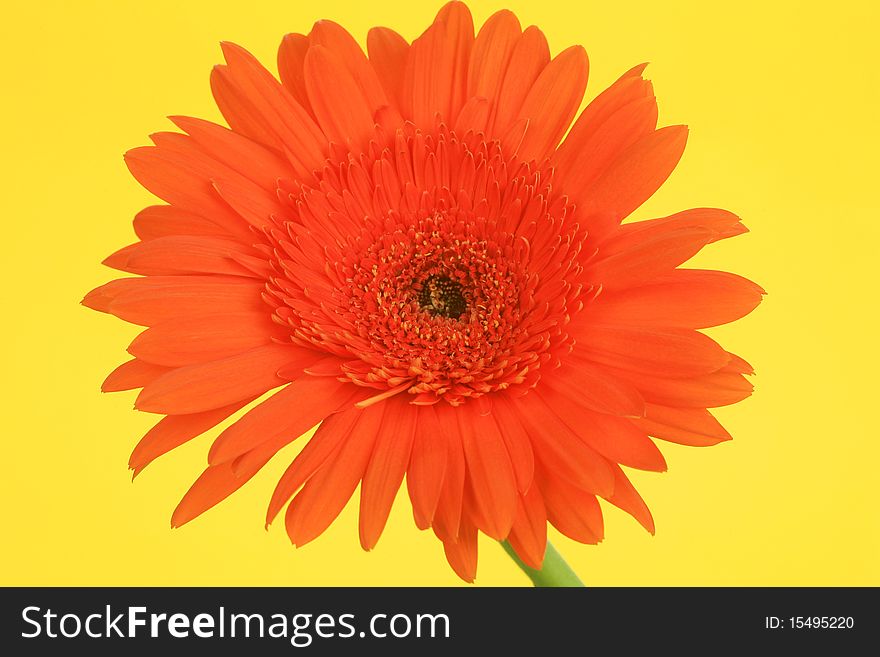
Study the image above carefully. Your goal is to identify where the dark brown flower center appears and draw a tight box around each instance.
[417,275,468,319]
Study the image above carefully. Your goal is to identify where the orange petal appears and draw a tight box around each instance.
[406,405,448,530]
[538,470,604,544]
[433,0,475,121]
[492,26,549,136]
[580,125,689,236]
[590,269,765,329]
[103,236,259,278]
[603,463,655,534]
[431,403,466,541]
[304,45,376,150]
[506,487,547,570]
[277,33,313,116]
[265,407,362,525]
[128,311,281,367]
[608,207,747,246]
[542,360,645,418]
[457,409,518,540]
[309,20,389,116]
[488,397,535,493]
[284,403,383,546]
[514,45,588,162]
[211,177,289,229]
[133,205,229,241]
[440,517,478,583]
[466,10,521,113]
[129,400,251,475]
[210,65,279,152]
[359,397,417,549]
[102,358,171,393]
[404,2,474,126]
[82,278,140,314]
[105,275,265,326]
[633,404,732,446]
[208,371,353,465]
[554,70,656,188]
[605,364,754,408]
[498,393,614,496]
[367,27,410,111]
[218,42,326,177]
[453,96,490,135]
[135,343,292,414]
[169,115,290,192]
[575,326,730,378]
[540,391,667,472]
[171,436,281,528]
[123,146,247,237]
[586,226,717,290]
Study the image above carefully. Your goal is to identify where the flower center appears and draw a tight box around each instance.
[417,275,467,319]
[265,124,589,405]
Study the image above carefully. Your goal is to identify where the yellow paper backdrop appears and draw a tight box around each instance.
[1,0,877,586]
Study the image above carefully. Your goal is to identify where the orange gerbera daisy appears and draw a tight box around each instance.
[84,1,763,582]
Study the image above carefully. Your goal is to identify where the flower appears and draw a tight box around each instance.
[83,1,763,582]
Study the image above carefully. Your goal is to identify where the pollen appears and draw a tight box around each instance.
[417,275,468,319]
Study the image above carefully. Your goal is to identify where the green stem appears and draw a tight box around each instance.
[501,540,584,587]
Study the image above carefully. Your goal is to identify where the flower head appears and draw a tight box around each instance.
[84,1,763,581]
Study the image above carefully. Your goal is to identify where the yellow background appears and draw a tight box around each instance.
[1,0,877,586]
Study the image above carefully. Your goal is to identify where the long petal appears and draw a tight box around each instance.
[541,360,645,418]
[208,374,356,465]
[102,358,171,392]
[265,406,362,526]
[457,408,518,539]
[404,9,474,127]
[406,405,448,530]
[169,115,291,191]
[123,146,248,237]
[539,470,604,544]
[440,517,478,583]
[574,326,730,378]
[132,205,230,241]
[588,269,765,329]
[135,344,294,414]
[284,403,383,546]
[497,393,614,496]
[506,487,548,570]
[492,26,549,136]
[431,403,466,541]
[605,364,754,408]
[555,89,656,190]
[580,125,689,236]
[607,207,748,246]
[217,42,326,177]
[488,397,535,493]
[170,435,283,528]
[104,276,265,326]
[128,311,280,367]
[466,10,521,115]
[367,27,410,111]
[633,404,732,446]
[603,463,655,533]
[103,236,260,278]
[539,391,667,472]
[129,400,252,475]
[586,226,716,290]
[304,45,376,150]
[277,33,313,115]
[308,20,390,116]
[359,396,417,549]
[514,45,588,162]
